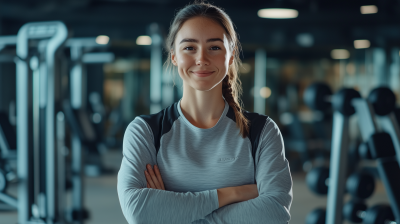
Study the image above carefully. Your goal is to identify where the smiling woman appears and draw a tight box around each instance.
[117,1,293,224]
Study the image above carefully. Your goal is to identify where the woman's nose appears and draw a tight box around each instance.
[196,49,210,66]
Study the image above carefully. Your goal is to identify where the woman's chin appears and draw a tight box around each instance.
[191,82,218,92]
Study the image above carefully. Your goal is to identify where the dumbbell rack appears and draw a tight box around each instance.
[352,93,400,223]
[304,83,400,224]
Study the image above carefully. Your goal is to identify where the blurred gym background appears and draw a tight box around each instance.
[0,0,400,224]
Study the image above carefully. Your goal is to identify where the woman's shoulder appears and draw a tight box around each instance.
[125,103,180,149]
[243,111,273,137]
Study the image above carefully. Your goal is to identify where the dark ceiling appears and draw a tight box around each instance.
[1,0,400,57]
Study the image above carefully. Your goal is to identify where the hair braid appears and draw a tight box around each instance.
[222,75,249,138]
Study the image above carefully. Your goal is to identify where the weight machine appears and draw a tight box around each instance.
[16,21,69,224]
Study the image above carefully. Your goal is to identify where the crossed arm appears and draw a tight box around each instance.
[117,118,292,224]
[143,163,259,209]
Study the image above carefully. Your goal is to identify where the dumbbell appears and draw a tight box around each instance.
[306,207,326,224]
[306,167,330,195]
[304,82,361,116]
[307,167,375,199]
[368,87,396,116]
[346,172,375,199]
[343,200,396,224]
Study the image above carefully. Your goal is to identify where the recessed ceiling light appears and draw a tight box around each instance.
[354,40,370,49]
[96,35,109,45]
[331,49,350,59]
[360,5,378,14]
[258,8,298,19]
[136,36,152,45]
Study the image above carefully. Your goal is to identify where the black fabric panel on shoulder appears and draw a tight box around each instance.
[244,112,269,164]
[245,111,269,184]
[139,102,180,154]
[225,107,269,170]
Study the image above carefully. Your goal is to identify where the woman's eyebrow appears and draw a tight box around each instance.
[179,38,224,44]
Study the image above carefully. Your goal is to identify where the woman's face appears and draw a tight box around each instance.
[171,16,234,92]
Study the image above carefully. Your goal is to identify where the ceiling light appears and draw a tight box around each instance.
[360,5,378,14]
[136,36,152,45]
[260,87,272,98]
[331,49,350,60]
[354,40,370,49]
[96,35,109,45]
[258,8,298,19]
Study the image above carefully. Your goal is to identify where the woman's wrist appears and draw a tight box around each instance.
[217,187,238,208]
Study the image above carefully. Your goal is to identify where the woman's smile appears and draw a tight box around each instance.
[191,70,215,77]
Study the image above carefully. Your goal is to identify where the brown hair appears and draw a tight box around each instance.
[165,1,249,138]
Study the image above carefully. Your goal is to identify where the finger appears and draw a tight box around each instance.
[154,165,165,190]
[147,165,162,189]
[145,170,156,189]
[147,182,150,188]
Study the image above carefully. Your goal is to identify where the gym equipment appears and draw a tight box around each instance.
[16,21,68,224]
[346,172,375,199]
[282,84,332,172]
[0,36,18,211]
[352,87,400,223]
[343,201,396,224]
[306,167,375,199]
[306,208,326,224]
[149,23,163,113]
[306,167,329,195]
[304,83,362,224]
[0,112,17,209]
[303,82,332,112]
[368,87,400,165]
[63,37,114,223]
[66,37,114,175]
[359,142,373,160]
[304,83,400,223]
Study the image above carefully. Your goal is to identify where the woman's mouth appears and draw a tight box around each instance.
[191,71,214,77]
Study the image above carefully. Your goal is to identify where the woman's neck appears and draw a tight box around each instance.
[180,83,225,129]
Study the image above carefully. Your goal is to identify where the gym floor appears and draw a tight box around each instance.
[1,150,389,224]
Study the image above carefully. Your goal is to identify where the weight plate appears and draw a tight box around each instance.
[306,167,329,195]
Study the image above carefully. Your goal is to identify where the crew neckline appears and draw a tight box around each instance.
[177,99,229,131]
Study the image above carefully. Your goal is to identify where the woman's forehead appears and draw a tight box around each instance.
[176,17,227,42]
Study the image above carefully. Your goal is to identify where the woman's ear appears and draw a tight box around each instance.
[228,50,235,66]
[171,50,177,66]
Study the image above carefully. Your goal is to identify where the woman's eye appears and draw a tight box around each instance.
[210,46,221,50]
[184,47,194,50]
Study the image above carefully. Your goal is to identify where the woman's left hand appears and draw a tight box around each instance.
[144,164,165,190]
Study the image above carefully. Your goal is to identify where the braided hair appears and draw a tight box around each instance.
[165,1,249,138]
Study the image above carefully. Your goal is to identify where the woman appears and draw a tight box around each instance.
[117,2,292,224]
